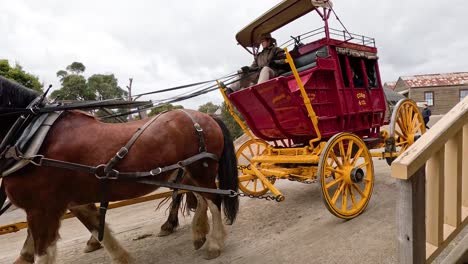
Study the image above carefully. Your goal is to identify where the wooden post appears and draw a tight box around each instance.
[444,131,462,228]
[426,147,445,246]
[139,108,148,119]
[463,124,468,208]
[397,166,426,264]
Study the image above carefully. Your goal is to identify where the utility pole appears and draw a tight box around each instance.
[126,78,134,121]
[126,78,148,120]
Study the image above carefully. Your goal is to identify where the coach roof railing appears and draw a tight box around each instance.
[279,27,376,49]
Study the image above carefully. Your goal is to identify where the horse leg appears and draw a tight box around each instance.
[68,204,131,264]
[204,197,226,260]
[83,234,103,253]
[158,193,183,237]
[74,204,102,253]
[13,228,35,264]
[191,193,209,250]
[26,208,62,264]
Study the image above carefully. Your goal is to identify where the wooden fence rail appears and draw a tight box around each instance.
[391,97,468,263]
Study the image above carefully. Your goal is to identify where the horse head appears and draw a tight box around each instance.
[0,76,40,140]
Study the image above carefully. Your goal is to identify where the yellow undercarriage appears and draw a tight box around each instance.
[237,137,399,202]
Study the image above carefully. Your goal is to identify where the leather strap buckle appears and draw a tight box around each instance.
[116,147,129,159]
[150,167,162,176]
[194,123,203,132]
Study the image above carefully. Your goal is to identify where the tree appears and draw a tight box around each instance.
[0,59,42,92]
[56,70,68,81]
[148,104,184,116]
[51,74,91,100]
[220,102,244,139]
[88,74,127,100]
[198,102,219,114]
[66,62,86,75]
[197,101,244,139]
[51,62,126,101]
[51,62,89,101]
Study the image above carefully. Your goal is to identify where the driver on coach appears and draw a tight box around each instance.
[230,33,288,92]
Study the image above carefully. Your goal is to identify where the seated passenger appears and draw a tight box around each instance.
[229,33,288,92]
[351,69,364,87]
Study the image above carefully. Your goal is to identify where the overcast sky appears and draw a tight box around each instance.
[1,0,467,109]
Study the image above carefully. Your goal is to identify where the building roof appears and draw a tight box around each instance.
[384,87,405,104]
[400,72,468,88]
[383,81,396,90]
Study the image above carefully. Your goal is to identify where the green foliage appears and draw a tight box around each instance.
[56,70,68,81]
[51,75,92,100]
[220,102,244,139]
[148,104,184,116]
[51,62,126,101]
[66,62,86,75]
[197,101,244,139]
[0,59,42,92]
[197,102,219,114]
[88,74,127,100]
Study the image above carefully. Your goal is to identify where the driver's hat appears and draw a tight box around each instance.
[258,33,272,42]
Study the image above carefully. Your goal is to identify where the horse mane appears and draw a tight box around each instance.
[0,76,40,108]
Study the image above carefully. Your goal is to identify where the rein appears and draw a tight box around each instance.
[99,72,254,120]
[0,100,151,117]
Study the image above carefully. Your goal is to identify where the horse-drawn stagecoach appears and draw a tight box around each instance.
[219,0,425,219]
[0,0,425,262]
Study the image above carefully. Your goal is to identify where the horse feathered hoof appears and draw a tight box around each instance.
[13,255,34,264]
[193,237,206,250]
[204,249,221,260]
[157,229,174,237]
[83,239,103,253]
[224,217,233,225]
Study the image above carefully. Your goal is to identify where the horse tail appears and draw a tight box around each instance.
[211,116,239,224]
[0,182,12,216]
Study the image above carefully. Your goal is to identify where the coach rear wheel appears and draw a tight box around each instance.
[387,99,426,165]
[318,133,374,219]
[236,139,275,195]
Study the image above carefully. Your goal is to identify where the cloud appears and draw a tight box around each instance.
[1,0,467,109]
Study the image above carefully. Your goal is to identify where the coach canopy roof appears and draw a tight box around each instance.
[235,0,333,48]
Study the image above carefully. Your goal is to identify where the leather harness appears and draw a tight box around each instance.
[1,109,235,241]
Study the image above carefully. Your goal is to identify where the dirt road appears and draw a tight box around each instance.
[0,158,398,264]
[1,117,447,263]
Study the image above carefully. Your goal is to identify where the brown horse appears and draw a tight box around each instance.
[0,77,239,263]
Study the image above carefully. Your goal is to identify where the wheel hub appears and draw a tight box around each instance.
[350,168,364,183]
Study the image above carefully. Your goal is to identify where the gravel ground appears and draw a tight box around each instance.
[2,115,465,264]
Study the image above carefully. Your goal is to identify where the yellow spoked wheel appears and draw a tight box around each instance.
[387,99,426,164]
[236,139,275,195]
[318,133,374,219]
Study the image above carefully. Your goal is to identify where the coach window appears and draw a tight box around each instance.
[349,57,364,88]
[365,59,377,88]
[338,55,349,87]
